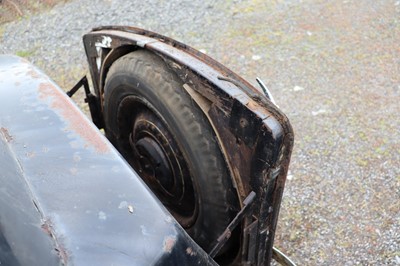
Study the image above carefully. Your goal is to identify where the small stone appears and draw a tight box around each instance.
[312,109,327,116]
[252,55,261,61]
[293,86,305,91]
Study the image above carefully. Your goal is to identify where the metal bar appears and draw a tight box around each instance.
[209,191,256,258]
[272,247,297,266]
[256,77,276,105]
[66,76,87,97]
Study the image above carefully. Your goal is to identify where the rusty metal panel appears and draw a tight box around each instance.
[0,55,216,265]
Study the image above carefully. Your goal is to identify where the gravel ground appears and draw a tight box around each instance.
[1,0,399,265]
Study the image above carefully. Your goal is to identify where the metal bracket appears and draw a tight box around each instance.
[209,191,256,258]
[67,76,104,129]
[242,218,259,263]
[67,76,88,97]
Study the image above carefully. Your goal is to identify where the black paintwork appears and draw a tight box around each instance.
[0,55,216,265]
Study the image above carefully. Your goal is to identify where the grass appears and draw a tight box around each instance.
[15,49,35,57]
[0,25,5,39]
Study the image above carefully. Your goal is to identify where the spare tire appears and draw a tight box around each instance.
[103,50,239,254]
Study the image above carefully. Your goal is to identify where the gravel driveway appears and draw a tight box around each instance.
[1,0,399,265]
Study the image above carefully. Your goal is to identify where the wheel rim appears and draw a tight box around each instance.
[120,103,198,228]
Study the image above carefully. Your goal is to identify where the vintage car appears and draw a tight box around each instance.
[0,26,294,265]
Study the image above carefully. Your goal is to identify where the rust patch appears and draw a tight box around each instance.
[163,235,176,253]
[38,82,109,154]
[41,218,68,264]
[41,219,55,238]
[0,127,13,142]
[246,99,270,120]
[26,69,41,79]
[55,246,68,265]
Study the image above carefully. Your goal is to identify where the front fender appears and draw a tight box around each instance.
[0,55,216,265]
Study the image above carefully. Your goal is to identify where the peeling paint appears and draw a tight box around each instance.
[94,36,112,71]
[0,127,13,142]
[95,36,112,49]
[163,235,176,253]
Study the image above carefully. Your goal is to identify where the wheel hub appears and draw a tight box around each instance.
[131,136,174,191]
[126,108,197,228]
